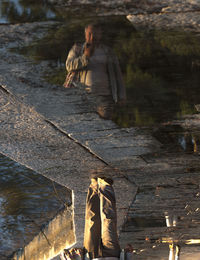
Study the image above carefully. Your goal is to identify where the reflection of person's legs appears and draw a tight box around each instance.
[98,178,121,258]
[84,179,101,258]
[96,96,114,120]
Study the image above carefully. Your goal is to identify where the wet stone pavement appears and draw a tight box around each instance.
[120,150,200,259]
[0,12,200,260]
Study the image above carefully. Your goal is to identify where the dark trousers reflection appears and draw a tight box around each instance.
[84,177,121,259]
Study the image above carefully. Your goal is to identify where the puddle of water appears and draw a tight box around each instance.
[153,125,200,153]
[124,216,166,229]
[177,133,200,153]
[9,15,200,127]
[0,0,56,24]
[0,154,71,258]
[1,2,200,128]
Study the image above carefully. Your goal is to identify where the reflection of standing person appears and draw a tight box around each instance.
[64,23,126,119]
[60,176,134,260]
[169,244,180,260]
[84,176,121,259]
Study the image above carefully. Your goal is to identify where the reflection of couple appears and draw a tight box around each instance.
[64,23,126,119]
[60,175,133,260]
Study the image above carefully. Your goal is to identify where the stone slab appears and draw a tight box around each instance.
[0,85,136,257]
[13,207,75,260]
[127,11,200,32]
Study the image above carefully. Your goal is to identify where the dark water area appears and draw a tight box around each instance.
[0,0,56,24]
[0,154,71,258]
[9,17,200,128]
[153,125,200,154]
[2,0,200,128]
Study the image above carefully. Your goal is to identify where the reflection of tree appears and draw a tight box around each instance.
[111,29,200,126]
[1,0,55,23]
[13,15,200,127]
[155,31,200,57]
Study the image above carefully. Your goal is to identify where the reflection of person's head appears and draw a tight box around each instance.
[85,23,102,46]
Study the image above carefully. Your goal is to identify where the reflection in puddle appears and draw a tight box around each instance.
[168,244,180,260]
[164,213,178,228]
[0,0,56,24]
[178,134,200,153]
[129,217,166,228]
[0,154,71,258]
[153,125,200,153]
[9,15,200,127]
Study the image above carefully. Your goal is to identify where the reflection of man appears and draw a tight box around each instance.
[60,175,134,260]
[62,176,121,260]
[64,23,126,119]
[84,176,121,259]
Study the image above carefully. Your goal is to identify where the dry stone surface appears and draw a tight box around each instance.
[47,0,200,17]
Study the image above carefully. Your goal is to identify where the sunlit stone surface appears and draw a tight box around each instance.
[14,207,75,260]
[0,81,136,258]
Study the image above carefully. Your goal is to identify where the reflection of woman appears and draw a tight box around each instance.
[60,176,133,260]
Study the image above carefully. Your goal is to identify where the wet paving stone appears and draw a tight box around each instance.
[120,151,200,258]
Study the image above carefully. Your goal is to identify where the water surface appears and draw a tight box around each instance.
[0,0,56,24]
[10,16,200,128]
[0,154,71,258]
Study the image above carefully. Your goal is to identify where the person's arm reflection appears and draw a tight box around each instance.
[64,23,126,111]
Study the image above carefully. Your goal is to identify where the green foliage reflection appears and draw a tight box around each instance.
[1,0,55,23]
[11,16,200,127]
[155,31,200,56]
